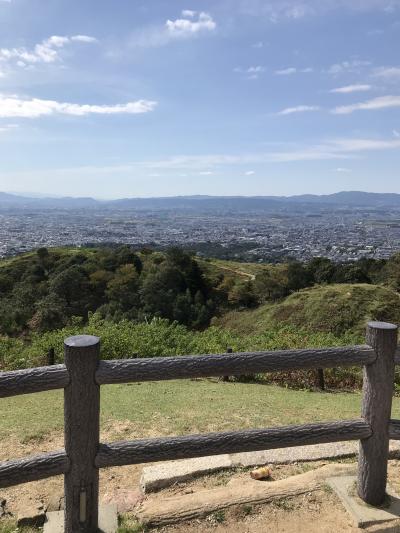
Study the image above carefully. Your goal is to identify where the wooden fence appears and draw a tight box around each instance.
[0,321,399,532]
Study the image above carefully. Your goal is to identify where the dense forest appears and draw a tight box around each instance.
[0,245,399,338]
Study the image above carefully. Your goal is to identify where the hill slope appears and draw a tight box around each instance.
[218,284,400,336]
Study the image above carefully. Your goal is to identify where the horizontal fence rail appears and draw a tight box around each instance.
[95,419,371,468]
[96,345,376,385]
[0,364,69,398]
[0,450,69,489]
[0,322,399,532]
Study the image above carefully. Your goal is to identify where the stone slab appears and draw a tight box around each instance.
[327,476,400,528]
[140,454,232,493]
[231,441,359,467]
[140,441,400,494]
[43,504,118,533]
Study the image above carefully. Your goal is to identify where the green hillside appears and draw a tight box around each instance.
[217,283,400,336]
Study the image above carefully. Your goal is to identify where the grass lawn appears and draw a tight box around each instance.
[2,379,400,442]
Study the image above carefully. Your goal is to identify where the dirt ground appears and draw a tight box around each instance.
[1,427,400,532]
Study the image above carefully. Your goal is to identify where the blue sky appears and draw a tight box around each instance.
[0,0,400,198]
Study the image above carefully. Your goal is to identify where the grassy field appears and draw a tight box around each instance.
[3,379,400,443]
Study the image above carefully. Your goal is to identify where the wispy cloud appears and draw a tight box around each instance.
[275,67,312,75]
[0,95,157,118]
[245,170,255,175]
[334,167,352,173]
[0,34,97,73]
[373,66,400,80]
[237,0,400,22]
[326,60,371,75]
[234,65,265,79]
[332,95,400,114]
[0,123,18,133]
[277,105,320,115]
[330,84,372,94]
[394,129,400,138]
[5,137,400,187]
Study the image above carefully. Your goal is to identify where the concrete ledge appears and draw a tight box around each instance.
[43,504,117,533]
[327,476,400,528]
[141,454,231,492]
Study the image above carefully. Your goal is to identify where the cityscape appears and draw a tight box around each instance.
[1,199,400,262]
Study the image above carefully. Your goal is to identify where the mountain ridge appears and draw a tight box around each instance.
[1,190,400,208]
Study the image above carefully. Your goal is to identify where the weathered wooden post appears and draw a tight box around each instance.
[316,368,325,390]
[64,335,100,532]
[47,347,55,366]
[358,321,398,506]
[222,347,233,382]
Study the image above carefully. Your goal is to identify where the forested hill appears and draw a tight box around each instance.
[1,245,400,337]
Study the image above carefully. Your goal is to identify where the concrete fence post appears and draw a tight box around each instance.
[64,335,100,532]
[358,321,398,506]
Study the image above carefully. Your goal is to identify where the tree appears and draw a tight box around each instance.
[50,265,90,316]
[307,257,335,285]
[28,294,67,332]
[106,264,140,312]
[287,261,312,292]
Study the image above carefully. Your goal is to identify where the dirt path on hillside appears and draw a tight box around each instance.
[204,261,256,281]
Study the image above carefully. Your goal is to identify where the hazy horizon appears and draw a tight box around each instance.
[1,1,400,197]
[3,188,400,201]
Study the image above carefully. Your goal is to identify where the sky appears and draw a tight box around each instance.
[0,0,400,198]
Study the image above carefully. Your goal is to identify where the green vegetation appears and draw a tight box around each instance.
[0,246,221,335]
[0,313,357,371]
[218,283,400,336]
[0,246,399,391]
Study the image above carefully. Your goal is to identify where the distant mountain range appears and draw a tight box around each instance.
[1,191,400,209]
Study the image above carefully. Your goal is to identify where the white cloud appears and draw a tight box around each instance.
[332,95,400,114]
[245,170,255,175]
[330,84,372,94]
[130,12,216,47]
[70,35,98,43]
[334,167,352,173]
[0,95,157,118]
[199,171,214,175]
[373,66,400,79]
[275,67,312,75]
[166,12,216,37]
[181,10,197,18]
[277,105,320,115]
[252,41,264,48]
[393,129,400,138]
[0,34,97,72]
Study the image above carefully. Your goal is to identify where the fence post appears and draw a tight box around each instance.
[47,347,55,366]
[64,335,100,532]
[358,321,398,506]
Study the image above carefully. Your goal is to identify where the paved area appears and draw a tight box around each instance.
[43,504,117,533]
[327,476,400,528]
